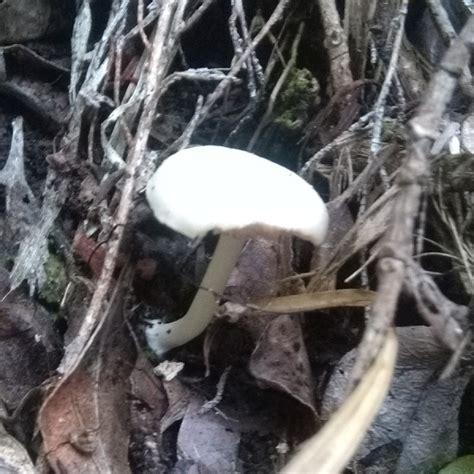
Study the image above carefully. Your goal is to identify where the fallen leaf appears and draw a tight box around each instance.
[282,329,397,474]
[0,267,60,407]
[39,269,136,473]
[129,352,168,473]
[0,422,36,474]
[174,396,241,473]
[253,289,375,313]
[322,326,470,473]
[250,315,317,417]
[310,201,354,291]
[159,377,193,434]
[225,238,317,415]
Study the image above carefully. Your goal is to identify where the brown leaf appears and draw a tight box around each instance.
[225,239,318,417]
[129,352,168,472]
[39,270,136,473]
[225,237,294,339]
[250,315,317,417]
[322,327,469,473]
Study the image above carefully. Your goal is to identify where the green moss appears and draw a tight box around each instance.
[439,456,474,474]
[273,68,319,133]
[38,252,67,306]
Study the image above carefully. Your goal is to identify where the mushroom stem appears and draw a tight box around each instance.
[146,233,247,356]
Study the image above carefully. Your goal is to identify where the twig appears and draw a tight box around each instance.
[198,367,232,414]
[359,0,408,306]
[137,0,152,51]
[60,0,186,374]
[190,0,293,132]
[247,23,304,150]
[318,0,353,91]
[181,0,218,34]
[426,0,456,45]
[299,112,374,178]
[369,0,408,189]
[349,16,474,389]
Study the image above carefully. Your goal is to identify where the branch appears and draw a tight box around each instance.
[350,16,474,387]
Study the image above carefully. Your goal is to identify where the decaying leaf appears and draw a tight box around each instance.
[39,269,136,473]
[322,326,470,473]
[174,396,241,473]
[250,315,317,417]
[0,267,60,408]
[129,352,168,472]
[0,418,36,474]
[282,329,397,474]
[224,238,317,414]
[310,201,354,291]
[159,377,194,435]
[0,0,54,44]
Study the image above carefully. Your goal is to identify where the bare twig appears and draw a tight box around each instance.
[137,0,152,51]
[299,112,374,178]
[181,0,218,33]
[318,0,353,91]
[190,0,292,132]
[247,23,304,150]
[61,0,186,374]
[369,0,408,188]
[198,367,232,414]
[349,16,474,388]
[427,0,457,45]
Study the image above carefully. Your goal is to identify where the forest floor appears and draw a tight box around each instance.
[0,1,473,473]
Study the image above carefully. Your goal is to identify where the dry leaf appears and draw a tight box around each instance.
[322,326,469,473]
[250,315,317,417]
[39,271,135,473]
[174,396,241,473]
[253,289,375,313]
[129,352,168,472]
[310,201,354,291]
[0,422,36,474]
[282,330,397,474]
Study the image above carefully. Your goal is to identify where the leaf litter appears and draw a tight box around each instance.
[0,1,473,473]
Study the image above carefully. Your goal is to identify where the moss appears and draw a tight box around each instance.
[439,456,474,474]
[273,67,320,133]
[38,252,67,306]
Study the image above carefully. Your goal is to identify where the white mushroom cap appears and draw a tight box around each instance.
[146,145,328,245]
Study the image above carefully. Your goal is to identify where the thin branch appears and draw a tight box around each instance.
[349,16,474,388]
[60,0,185,374]
[318,0,353,91]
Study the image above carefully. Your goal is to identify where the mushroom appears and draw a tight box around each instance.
[145,145,328,356]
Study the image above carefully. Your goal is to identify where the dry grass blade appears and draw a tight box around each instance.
[281,330,398,474]
[253,289,375,314]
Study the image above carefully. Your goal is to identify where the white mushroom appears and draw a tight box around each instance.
[145,145,328,355]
